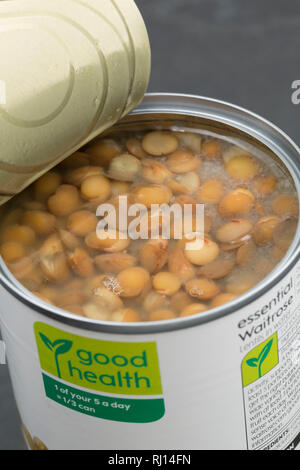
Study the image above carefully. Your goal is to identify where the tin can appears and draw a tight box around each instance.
[0,94,300,450]
[0,0,150,205]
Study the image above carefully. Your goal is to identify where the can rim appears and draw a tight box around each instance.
[0,92,299,334]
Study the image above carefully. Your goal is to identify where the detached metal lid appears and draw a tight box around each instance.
[0,0,151,205]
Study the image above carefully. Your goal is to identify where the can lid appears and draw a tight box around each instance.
[0,0,151,205]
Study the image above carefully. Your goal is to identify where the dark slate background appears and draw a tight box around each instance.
[0,0,299,450]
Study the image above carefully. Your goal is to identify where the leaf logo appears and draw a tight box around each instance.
[39,333,73,378]
[246,339,273,379]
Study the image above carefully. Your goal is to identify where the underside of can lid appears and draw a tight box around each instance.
[0,0,151,205]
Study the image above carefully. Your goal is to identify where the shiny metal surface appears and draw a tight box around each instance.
[0,0,150,205]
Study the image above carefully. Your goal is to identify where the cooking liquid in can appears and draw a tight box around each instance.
[0,127,298,323]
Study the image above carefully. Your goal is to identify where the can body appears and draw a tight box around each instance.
[0,0,150,205]
[0,94,300,450]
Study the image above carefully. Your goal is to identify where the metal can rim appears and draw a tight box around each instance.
[0,92,299,335]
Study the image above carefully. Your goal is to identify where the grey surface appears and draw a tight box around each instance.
[0,0,299,450]
[0,358,24,450]
[137,0,300,145]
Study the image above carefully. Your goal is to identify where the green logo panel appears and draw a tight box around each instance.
[241,332,279,387]
[34,322,163,396]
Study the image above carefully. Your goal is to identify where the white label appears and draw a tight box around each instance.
[239,268,300,450]
[1,260,300,449]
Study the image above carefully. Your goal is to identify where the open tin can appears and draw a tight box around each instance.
[0,94,299,450]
